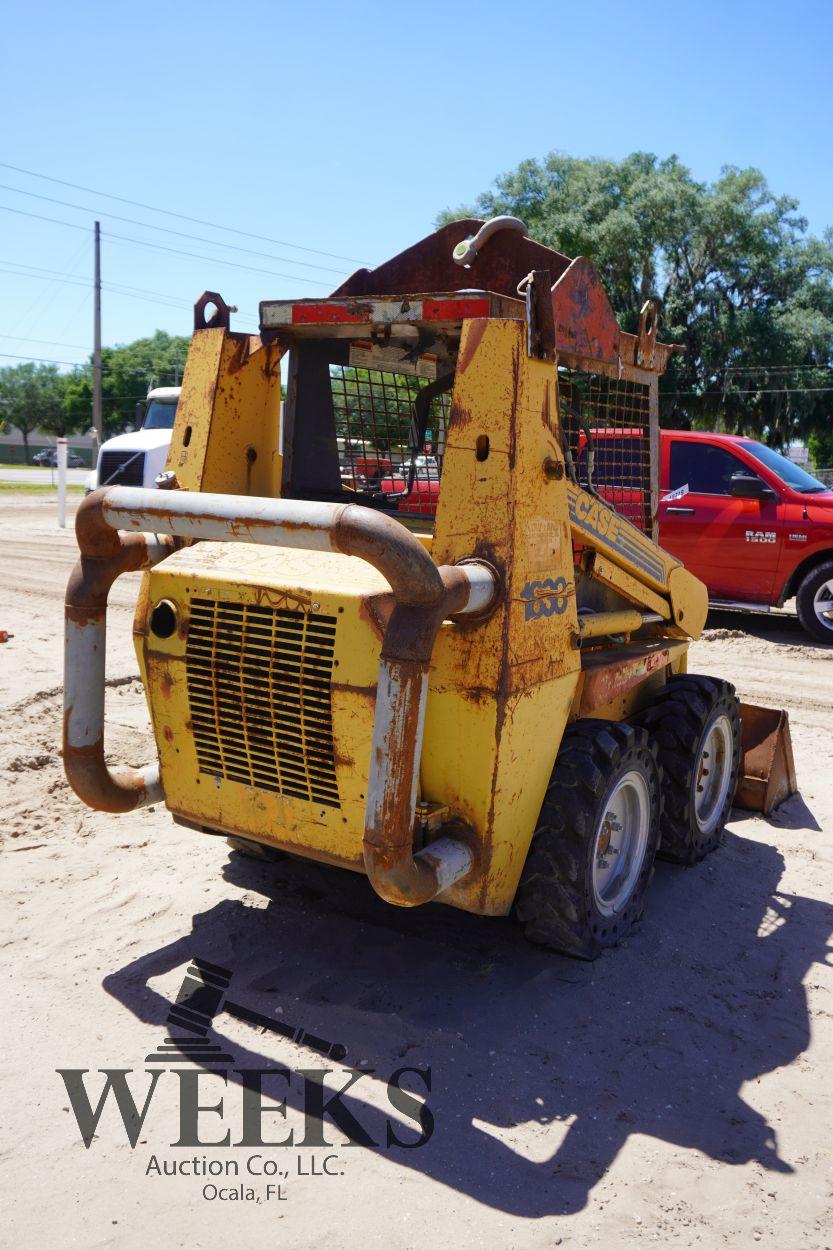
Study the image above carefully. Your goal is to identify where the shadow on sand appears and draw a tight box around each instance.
[104,821,832,1218]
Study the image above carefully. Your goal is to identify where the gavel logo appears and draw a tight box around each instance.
[145,957,347,1066]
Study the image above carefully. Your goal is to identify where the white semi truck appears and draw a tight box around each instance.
[85,385,180,494]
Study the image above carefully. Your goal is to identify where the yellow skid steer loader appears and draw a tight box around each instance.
[63,217,795,957]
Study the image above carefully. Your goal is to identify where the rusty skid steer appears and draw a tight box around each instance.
[63,217,796,957]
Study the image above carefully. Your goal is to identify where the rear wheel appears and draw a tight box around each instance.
[640,675,740,864]
[796,561,833,644]
[515,721,662,959]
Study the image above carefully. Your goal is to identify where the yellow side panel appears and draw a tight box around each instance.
[421,319,582,914]
[422,674,579,915]
[166,329,284,496]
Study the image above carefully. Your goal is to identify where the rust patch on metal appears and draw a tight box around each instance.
[447,398,474,433]
[62,733,149,814]
[65,600,105,628]
[507,342,520,470]
[133,573,152,640]
[358,590,395,642]
[331,219,571,303]
[456,318,488,376]
[736,704,798,814]
[330,681,377,703]
[578,645,672,717]
[249,584,312,613]
[550,257,620,363]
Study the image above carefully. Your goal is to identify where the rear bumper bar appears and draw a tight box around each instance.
[64,488,499,907]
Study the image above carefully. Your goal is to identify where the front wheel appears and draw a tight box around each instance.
[640,675,740,864]
[796,561,833,644]
[515,721,662,959]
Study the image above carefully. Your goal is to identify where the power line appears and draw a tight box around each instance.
[0,351,93,365]
[0,202,336,288]
[11,234,89,347]
[0,161,372,266]
[105,229,335,287]
[0,261,259,325]
[0,262,91,289]
[0,181,350,276]
[0,257,91,279]
[0,351,190,376]
[0,333,90,349]
[0,263,181,312]
[0,202,89,233]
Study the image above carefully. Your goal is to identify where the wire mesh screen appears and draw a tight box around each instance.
[558,367,652,534]
[329,366,451,519]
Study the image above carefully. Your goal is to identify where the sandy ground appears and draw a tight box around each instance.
[2,495,832,1250]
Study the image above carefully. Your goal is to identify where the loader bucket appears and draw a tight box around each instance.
[735,703,798,815]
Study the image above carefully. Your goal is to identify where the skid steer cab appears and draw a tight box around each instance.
[63,221,794,959]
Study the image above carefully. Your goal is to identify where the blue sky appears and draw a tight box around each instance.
[1,0,831,370]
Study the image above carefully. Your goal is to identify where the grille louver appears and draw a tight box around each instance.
[185,598,340,808]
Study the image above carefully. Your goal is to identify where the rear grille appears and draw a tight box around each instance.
[185,598,340,808]
[99,449,145,486]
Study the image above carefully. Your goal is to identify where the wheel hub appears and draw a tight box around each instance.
[694,714,734,834]
[592,770,650,917]
[813,578,833,631]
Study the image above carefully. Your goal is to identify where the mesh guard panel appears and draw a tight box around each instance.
[329,365,451,518]
[558,368,652,535]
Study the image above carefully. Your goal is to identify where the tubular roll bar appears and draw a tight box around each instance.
[64,488,499,907]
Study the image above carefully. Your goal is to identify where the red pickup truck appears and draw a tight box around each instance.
[368,429,833,643]
[592,429,833,643]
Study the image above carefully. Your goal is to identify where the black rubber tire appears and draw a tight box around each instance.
[226,836,285,862]
[515,720,662,960]
[639,675,740,865]
[796,560,833,644]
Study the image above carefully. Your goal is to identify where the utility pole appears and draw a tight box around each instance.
[92,220,103,443]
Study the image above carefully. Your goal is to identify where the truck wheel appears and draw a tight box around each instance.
[226,836,285,862]
[796,561,833,643]
[640,675,740,864]
[515,721,662,959]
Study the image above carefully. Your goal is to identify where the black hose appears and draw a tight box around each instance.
[407,372,454,492]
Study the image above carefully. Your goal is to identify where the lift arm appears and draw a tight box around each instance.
[566,482,709,640]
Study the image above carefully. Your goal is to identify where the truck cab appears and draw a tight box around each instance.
[573,427,833,642]
[85,386,180,493]
[657,431,833,642]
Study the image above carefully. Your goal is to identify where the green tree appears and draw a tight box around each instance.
[809,427,833,470]
[439,153,833,447]
[0,362,71,461]
[64,330,190,438]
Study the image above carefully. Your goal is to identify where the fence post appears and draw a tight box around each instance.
[57,438,67,528]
